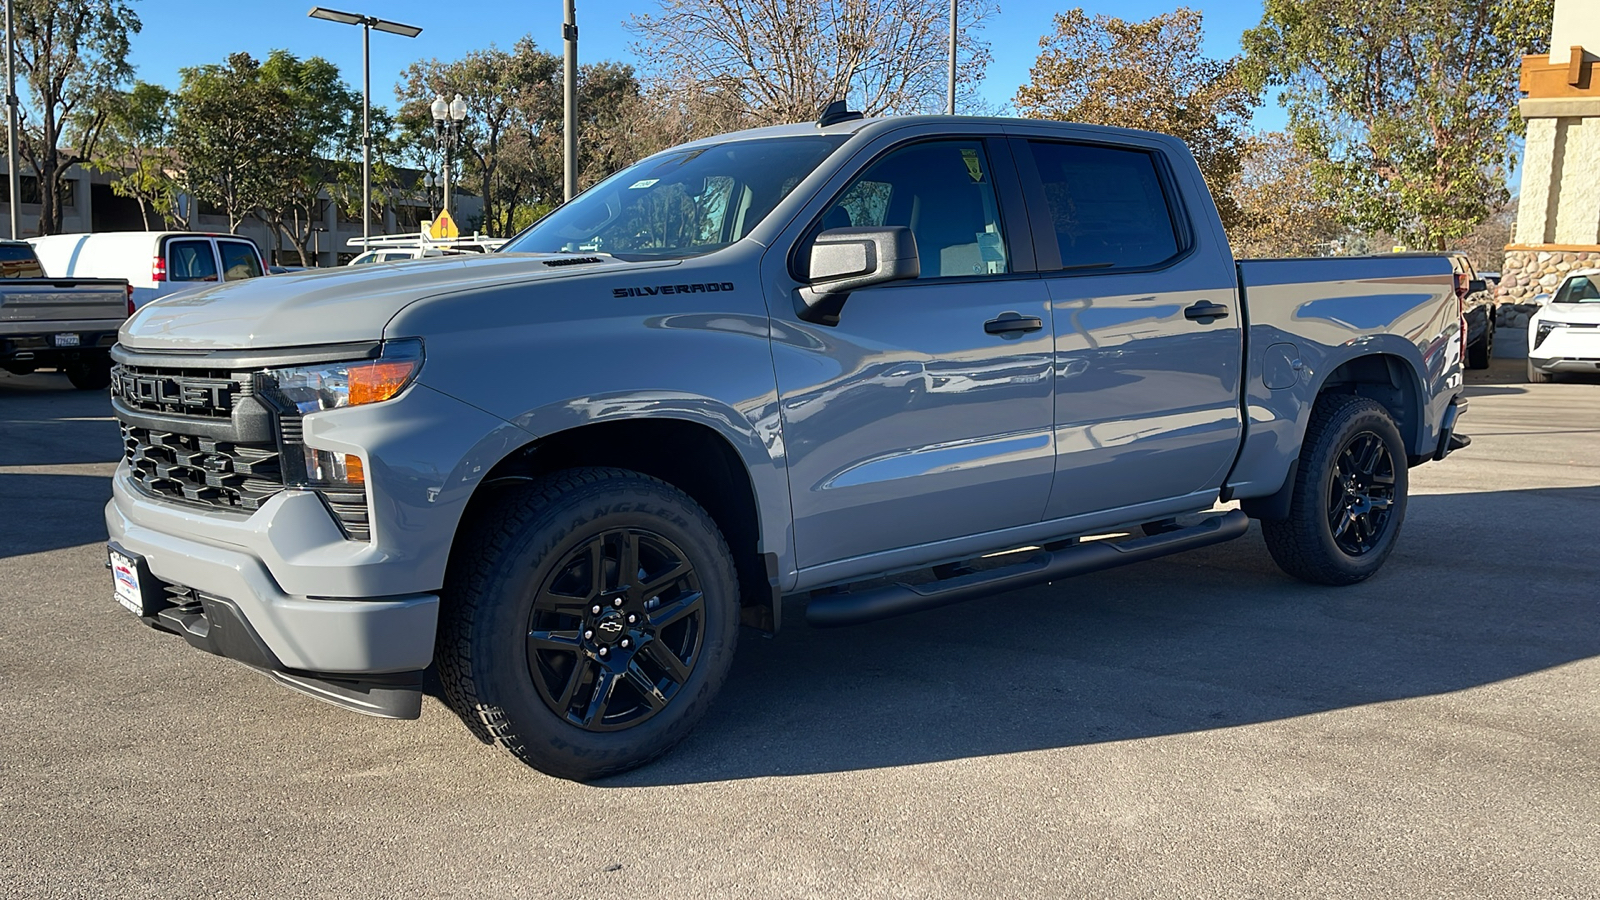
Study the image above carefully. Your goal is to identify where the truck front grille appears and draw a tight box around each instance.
[122,423,285,511]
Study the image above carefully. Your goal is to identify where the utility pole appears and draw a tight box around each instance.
[5,0,19,239]
[563,0,577,202]
[947,0,957,115]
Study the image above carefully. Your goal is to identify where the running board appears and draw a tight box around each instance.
[805,510,1251,628]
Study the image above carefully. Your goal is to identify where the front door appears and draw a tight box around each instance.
[768,139,1056,569]
[1012,137,1244,519]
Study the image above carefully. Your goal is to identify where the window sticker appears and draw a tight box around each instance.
[960,148,985,183]
[629,178,660,189]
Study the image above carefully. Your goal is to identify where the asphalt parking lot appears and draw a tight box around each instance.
[2,359,1596,899]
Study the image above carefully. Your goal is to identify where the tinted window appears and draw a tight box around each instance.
[0,243,43,278]
[167,240,218,282]
[1027,142,1181,270]
[1554,275,1599,303]
[503,136,846,260]
[218,241,263,280]
[822,140,1008,278]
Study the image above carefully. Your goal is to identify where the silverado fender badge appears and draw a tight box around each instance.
[612,282,735,298]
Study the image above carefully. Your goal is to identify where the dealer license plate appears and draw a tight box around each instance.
[109,548,146,615]
[54,333,80,347]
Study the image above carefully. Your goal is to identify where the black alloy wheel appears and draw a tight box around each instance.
[1260,394,1409,586]
[1326,431,1396,556]
[526,527,705,731]
[437,467,739,781]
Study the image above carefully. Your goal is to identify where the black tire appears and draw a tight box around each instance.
[1527,359,1554,384]
[65,357,112,390]
[1260,395,1409,586]
[1466,319,1492,369]
[438,467,740,781]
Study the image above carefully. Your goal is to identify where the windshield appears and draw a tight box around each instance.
[1553,274,1599,303]
[501,136,847,260]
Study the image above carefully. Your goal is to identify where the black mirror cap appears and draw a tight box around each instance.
[800,226,920,324]
[808,226,919,292]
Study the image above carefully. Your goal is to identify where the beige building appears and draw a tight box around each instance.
[0,160,483,268]
[1501,0,1600,301]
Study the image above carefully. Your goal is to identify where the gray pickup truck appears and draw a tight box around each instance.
[105,113,1468,780]
[1,240,130,389]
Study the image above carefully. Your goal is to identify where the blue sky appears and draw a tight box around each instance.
[129,0,1286,130]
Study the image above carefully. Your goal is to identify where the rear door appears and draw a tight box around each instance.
[163,237,220,286]
[217,239,265,281]
[1011,133,1244,518]
[766,134,1056,568]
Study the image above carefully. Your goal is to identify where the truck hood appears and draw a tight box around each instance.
[118,253,666,351]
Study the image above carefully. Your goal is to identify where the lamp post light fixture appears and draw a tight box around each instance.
[307,6,422,246]
[430,93,467,219]
[422,171,438,219]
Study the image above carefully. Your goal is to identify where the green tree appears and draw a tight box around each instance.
[1014,7,1258,230]
[9,0,140,235]
[397,39,649,237]
[1242,0,1553,249]
[173,53,302,232]
[254,51,362,264]
[87,81,177,230]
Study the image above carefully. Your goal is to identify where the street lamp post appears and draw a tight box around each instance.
[947,0,957,115]
[563,0,577,202]
[429,93,467,219]
[307,7,422,247]
[422,171,437,219]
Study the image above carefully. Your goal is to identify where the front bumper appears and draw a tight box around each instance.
[1528,356,1600,374]
[106,478,439,676]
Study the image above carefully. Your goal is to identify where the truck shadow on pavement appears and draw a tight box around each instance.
[602,485,1600,786]
[1,375,120,558]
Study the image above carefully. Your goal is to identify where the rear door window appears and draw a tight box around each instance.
[1026,141,1182,270]
[167,239,219,282]
[218,241,264,281]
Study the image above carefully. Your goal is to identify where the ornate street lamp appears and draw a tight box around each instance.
[430,93,467,219]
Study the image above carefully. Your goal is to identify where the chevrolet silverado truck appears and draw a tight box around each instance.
[105,112,1469,780]
[0,240,131,389]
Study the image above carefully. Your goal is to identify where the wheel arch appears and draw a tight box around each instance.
[453,415,783,633]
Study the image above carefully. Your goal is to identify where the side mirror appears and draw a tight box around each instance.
[1533,293,1552,306]
[800,226,919,322]
[1468,278,1486,294]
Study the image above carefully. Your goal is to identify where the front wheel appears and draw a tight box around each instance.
[1261,395,1409,586]
[438,467,740,781]
[1527,359,1554,384]
[1466,319,1493,369]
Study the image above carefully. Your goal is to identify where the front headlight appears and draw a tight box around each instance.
[259,339,423,487]
[1534,321,1561,350]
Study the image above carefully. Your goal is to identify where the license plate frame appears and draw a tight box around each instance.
[53,332,80,348]
[108,543,160,617]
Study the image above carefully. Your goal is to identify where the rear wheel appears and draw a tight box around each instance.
[1261,395,1408,586]
[1526,359,1554,384]
[438,467,740,781]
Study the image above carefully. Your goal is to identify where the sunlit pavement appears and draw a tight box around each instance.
[2,360,1595,899]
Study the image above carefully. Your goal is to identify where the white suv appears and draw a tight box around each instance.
[1528,269,1600,383]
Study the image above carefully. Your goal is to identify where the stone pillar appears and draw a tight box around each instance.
[1500,0,1600,317]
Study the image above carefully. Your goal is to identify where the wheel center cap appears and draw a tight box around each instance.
[594,612,627,645]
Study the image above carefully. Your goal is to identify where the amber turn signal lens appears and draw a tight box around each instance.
[349,360,418,406]
[343,454,365,485]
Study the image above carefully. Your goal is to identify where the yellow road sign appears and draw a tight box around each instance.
[430,211,459,240]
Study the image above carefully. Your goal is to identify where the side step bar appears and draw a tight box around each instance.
[805,509,1251,628]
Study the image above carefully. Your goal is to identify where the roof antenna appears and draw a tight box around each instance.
[817,100,864,128]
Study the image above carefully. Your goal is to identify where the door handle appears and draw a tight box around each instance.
[984,312,1044,335]
[1184,300,1230,324]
